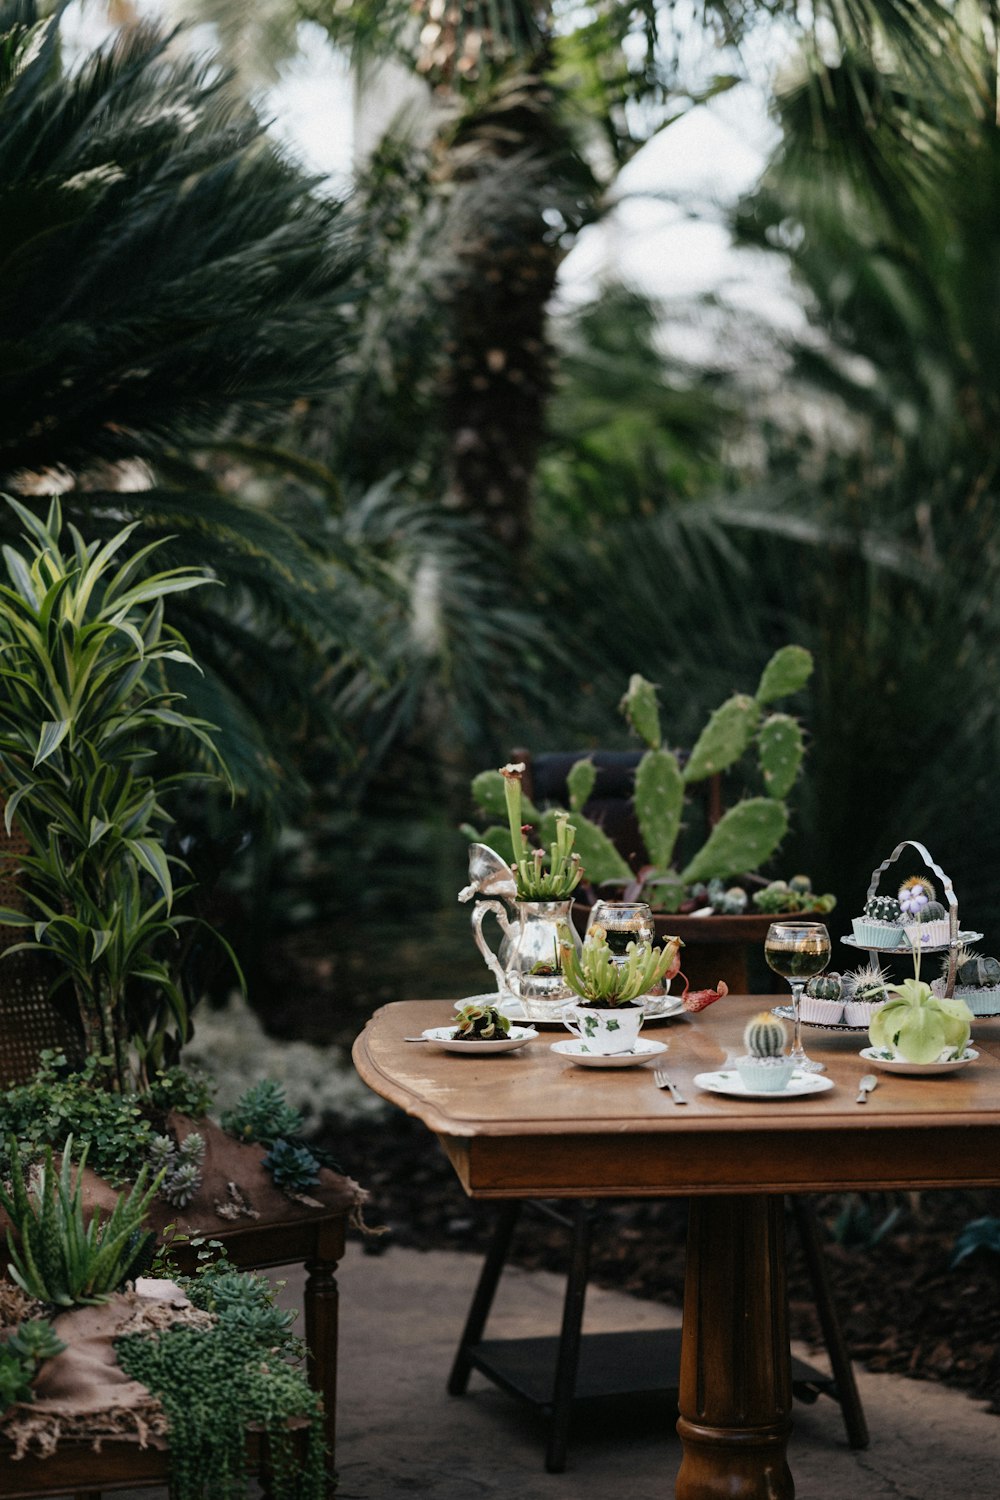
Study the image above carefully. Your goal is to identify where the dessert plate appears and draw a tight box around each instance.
[842,930,982,955]
[421,1025,537,1054]
[550,1037,668,1068]
[693,1069,834,1099]
[493,996,685,1028]
[771,1004,868,1034]
[858,1045,978,1076]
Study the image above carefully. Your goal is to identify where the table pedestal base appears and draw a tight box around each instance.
[677,1194,793,1500]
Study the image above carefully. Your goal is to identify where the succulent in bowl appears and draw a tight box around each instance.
[453,1002,512,1040]
[558,924,681,1008]
[868,978,972,1063]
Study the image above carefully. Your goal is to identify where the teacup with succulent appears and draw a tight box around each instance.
[557,924,681,1054]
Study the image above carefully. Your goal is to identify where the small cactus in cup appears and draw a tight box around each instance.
[864,895,902,923]
[744,1011,788,1058]
[914,900,947,925]
[897,876,935,916]
[850,961,891,1005]
[952,949,1000,988]
[805,973,842,1002]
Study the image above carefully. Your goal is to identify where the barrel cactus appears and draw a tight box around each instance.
[864,895,902,923]
[805,973,842,1002]
[743,1011,788,1058]
[915,900,947,925]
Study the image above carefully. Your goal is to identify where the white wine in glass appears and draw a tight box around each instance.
[764,921,832,1073]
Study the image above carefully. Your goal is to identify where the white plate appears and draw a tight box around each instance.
[858,1045,978,1076]
[550,1037,668,1068]
[693,1069,834,1099]
[842,930,982,955]
[492,995,685,1028]
[421,1025,537,1054]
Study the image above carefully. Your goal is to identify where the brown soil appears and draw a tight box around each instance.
[322,1109,1000,1415]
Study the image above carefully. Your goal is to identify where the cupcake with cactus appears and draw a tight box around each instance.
[897,876,951,947]
[852,894,905,948]
[932,947,1000,1016]
[736,1011,794,1092]
[799,972,845,1024]
[842,961,891,1026]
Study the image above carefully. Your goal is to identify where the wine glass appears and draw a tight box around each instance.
[585,901,667,1001]
[764,920,832,1073]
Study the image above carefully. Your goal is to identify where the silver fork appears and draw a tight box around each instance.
[653,1068,687,1105]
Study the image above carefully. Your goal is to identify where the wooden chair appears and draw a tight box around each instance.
[451,749,867,1472]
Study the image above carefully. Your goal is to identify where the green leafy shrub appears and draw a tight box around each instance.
[117,1267,326,1500]
[0,1138,161,1306]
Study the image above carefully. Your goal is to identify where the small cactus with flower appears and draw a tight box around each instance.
[897,876,935,916]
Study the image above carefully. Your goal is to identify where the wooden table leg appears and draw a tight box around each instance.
[676,1194,793,1500]
[305,1217,346,1495]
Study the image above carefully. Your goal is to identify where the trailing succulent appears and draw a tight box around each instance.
[558,924,681,1007]
[466,646,814,910]
[116,1264,326,1500]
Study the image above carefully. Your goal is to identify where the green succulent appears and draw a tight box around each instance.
[261,1139,322,1193]
[453,1002,511,1039]
[864,895,902,923]
[744,1012,787,1058]
[869,978,972,1063]
[558,924,681,1007]
[0,1136,161,1306]
[953,948,1000,988]
[221,1081,305,1147]
[805,973,843,1002]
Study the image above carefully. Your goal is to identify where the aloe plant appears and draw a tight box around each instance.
[0,1137,161,1306]
[0,496,242,1091]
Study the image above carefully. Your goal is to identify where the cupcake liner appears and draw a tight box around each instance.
[852,918,903,948]
[736,1056,795,1092]
[901,919,951,948]
[843,999,886,1027]
[932,977,1000,1016]
[800,995,844,1023]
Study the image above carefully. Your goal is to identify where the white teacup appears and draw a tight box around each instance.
[562,1003,644,1055]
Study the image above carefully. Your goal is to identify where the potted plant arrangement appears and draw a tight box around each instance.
[735,1011,795,1092]
[556,923,681,1055]
[0,501,362,1478]
[465,646,829,990]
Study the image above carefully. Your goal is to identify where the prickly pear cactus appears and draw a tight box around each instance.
[755,645,813,705]
[744,1011,787,1058]
[682,694,760,785]
[805,973,842,1001]
[680,798,788,885]
[566,758,597,812]
[619,673,661,750]
[472,769,541,824]
[537,808,631,888]
[864,895,902,923]
[757,714,805,800]
[633,748,684,868]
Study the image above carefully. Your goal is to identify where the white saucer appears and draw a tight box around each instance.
[421,1025,537,1054]
[491,996,685,1028]
[859,1045,978,1076]
[693,1069,834,1099]
[550,1037,668,1068]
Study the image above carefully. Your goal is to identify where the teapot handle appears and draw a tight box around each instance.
[470,898,513,992]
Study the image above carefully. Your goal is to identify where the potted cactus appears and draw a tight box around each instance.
[736,1011,794,1091]
[933,947,1000,1016]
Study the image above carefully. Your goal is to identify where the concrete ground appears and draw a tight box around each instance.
[31,1240,1000,1499]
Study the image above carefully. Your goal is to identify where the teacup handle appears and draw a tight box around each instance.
[470,898,514,992]
[561,1008,585,1040]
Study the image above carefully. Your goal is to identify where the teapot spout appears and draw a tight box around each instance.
[459,842,517,902]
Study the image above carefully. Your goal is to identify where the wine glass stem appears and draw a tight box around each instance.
[790,981,806,1063]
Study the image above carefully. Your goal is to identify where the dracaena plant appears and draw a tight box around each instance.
[0,496,241,1092]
